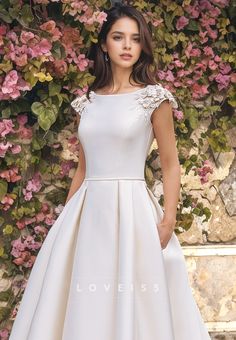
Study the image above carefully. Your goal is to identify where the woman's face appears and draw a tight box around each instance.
[101,16,142,69]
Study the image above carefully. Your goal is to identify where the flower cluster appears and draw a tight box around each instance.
[22,172,42,201]
[11,236,41,268]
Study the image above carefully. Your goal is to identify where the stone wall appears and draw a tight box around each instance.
[151,124,236,337]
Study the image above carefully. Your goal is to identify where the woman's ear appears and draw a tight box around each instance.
[100,42,107,53]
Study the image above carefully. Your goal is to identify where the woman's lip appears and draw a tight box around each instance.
[120,55,132,59]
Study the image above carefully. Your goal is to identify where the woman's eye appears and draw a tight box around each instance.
[113,36,140,42]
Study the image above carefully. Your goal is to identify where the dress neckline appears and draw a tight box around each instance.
[91,85,150,97]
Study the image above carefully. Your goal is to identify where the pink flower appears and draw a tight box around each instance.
[165,70,175,82]
[219,63,231,74]
[0,328,9,339]
[45,215,55,226]
[0,141,13,157]
[23,235,41,250]
[25,218,36,225]
[55,204,65,215]
[39,20,62,41]
[11,144,21,154]
[24,255,37,268]
[0,25,7,36]
[192,83,209,99]
[185,4,200,18]
[199,0,213,10]
[22,190,33,201]
[2,70,18,92]
[6,31,19,43]
[176,16,189,31]
[208,60,218,70]
[210,0,229,7]
[17,114,28,126]
[203,25,218,40]
[54,60,68,77]
[157,71,166,80]
[13,257,24,265]
[35,212,45,222]
[34,225,48,237]
[16,220,26,230]
[94,11,107,25]
[200,13,216,28]
[0,166,21,182]
[29,38,52,58]
[23,172,42,201]
[0,119,14,137]
[214,73,230,90]
[230,73,236,83]
[26,178,42,192]
[40,20,56,32]
[15,52,28,67]
[174,110,184,120]
[0,194,14,211]
[60,160,74,177]
[0,70,31,100]
[11,238,25,257]
[214,55,222,62]
[185,43,201,58]
[203,46,214,57]
[17,126,33,139]
[196,160,213,184]
[199,30,209,44]
[20,31,35,44]
[41,202,49,213]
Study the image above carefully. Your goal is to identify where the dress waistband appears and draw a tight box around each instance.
[84,176,145,181]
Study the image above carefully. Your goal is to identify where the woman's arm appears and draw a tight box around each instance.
[65,115,86,204]
[151,100,181,247]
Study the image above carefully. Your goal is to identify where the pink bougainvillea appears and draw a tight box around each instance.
[0,70,31,100]
[195,160,214,184]
[22,172,42,201]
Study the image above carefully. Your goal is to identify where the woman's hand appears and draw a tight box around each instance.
[157,217,176,250]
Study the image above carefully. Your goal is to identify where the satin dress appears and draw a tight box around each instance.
[9,84,211,340]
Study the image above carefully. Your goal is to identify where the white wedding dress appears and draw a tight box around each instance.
[9,84,211,340]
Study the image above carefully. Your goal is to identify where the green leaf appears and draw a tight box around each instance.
[0,8,12,23]
[49,82,62,97]
[51,41,66,59]
[17,4,34,26]
[186,20,199,31]
[0,180,8,201]
[32,136,46,151]
[0,306,11,323]
[31,102,45,117]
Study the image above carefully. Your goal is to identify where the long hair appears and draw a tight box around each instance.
[86,2,159,96]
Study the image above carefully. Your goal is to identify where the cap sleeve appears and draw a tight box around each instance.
[70,94,88,116]
[137,84,178,122]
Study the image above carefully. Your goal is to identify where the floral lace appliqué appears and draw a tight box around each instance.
[71,91,95,116]
[135,84,178,122]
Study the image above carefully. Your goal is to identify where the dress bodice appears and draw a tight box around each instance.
[71,84,178,179]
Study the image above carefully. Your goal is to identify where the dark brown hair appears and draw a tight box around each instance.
[86,2,159,97]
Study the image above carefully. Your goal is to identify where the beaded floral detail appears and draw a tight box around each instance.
[71,91,95,116]
[135,84,178,122]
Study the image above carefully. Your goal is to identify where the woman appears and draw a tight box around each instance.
[9,3,211,339]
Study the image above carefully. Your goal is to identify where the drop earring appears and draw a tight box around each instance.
[104,52,109,62]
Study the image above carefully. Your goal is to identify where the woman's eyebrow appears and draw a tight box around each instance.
[111,31,140,36]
